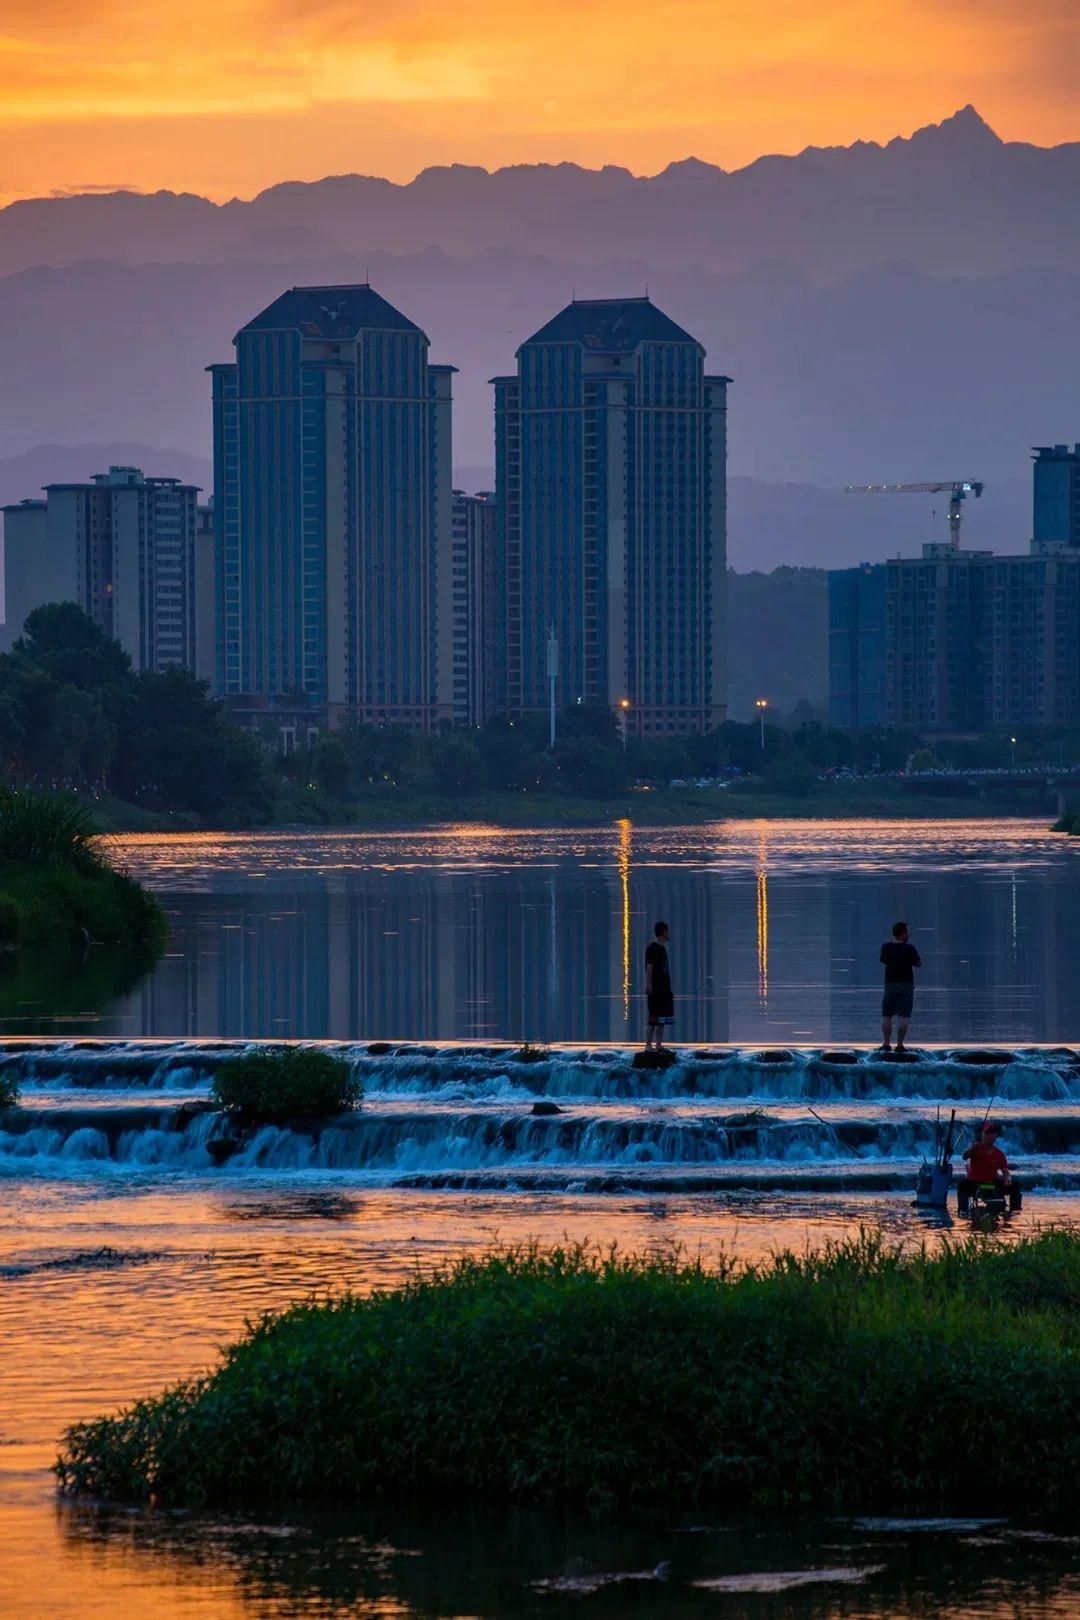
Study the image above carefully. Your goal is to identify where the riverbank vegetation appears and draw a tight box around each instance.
[0,603,269,824]
[0,786,164,952]
[58,1230,1080,1511]
[210,1047,361,1123]
[4,603,1076,829]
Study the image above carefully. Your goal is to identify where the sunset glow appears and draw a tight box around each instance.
[0,0,1076,204]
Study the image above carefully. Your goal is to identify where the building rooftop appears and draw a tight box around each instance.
[240,284,424,342]
[522,296,701,353]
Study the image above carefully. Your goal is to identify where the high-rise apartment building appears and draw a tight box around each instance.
[195,503,216,686]
[1,466,202,671]
[829,445,1080,731]
[450,490,496,728]
[1033,444,1080,552]
[492,296,728,735]
[210,284,454,733]
[827,563,888,727]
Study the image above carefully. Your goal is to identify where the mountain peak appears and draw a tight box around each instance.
[905,104,1002,149]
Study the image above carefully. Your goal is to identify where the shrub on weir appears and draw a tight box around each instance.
[210,1046,361,1123]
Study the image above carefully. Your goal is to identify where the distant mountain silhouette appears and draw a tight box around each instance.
[0,107,1072,570]
[0,108,1076,280]
[0,442,211,509]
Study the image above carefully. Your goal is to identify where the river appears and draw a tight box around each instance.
[2,819,1079,1617]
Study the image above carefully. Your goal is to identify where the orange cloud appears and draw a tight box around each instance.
[0,0,1075,203]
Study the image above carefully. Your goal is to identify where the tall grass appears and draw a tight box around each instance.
[0,786,163,950]
[0,786,106,872]
[57,1229,1080,1512]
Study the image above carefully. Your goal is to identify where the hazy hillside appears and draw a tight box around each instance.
[0,108,1076,281]
[728,569,828,718]
[0,443,211,509]
[0,250,1071,518]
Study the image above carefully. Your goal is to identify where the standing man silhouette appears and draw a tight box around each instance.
[644,921,674,1052]
[879,920,921,1053]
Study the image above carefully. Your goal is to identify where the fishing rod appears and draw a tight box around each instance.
[981,1077,1002,1129]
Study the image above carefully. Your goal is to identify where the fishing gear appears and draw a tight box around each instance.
[914,1107,956,1210]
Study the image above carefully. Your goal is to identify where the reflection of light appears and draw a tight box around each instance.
[617,818,632,1021]
[755,826,769,1006]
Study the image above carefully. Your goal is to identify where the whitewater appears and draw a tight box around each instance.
[3,1039,1079,1197]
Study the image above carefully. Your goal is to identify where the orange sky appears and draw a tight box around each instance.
[0,0,1077,205]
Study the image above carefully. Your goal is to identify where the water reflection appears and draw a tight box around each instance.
[0,944,158,1034]
[55,1498,1080,1618]
[7,819,1075,1044]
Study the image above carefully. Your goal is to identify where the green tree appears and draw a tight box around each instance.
[555,736,627,798]
[430,732,483,796]
[763,745,818,798]
[14,602,132,694]
[311,735,351,798]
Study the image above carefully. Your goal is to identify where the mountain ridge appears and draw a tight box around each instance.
[1,107,1077,281]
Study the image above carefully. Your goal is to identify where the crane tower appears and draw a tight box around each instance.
[844,479,984,548]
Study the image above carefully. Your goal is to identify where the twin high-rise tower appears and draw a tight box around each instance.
[210,286,454,731]
[212,285,728,738]
[494,297,729,734]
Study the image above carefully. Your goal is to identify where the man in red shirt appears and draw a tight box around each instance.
[958,1122,1022,1213]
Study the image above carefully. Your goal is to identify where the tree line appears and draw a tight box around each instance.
[3,603,1077,821]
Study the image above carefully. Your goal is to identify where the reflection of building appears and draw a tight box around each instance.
[210,284,455,733]
[107,836,731,1043]
[493,296,729,736]
[1,466,202,669]
[450,490,497,728]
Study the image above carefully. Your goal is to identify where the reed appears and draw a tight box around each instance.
[0,786,164,950]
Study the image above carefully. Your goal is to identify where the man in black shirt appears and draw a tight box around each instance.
[879,920,921,1053]
[644,921,674,1051]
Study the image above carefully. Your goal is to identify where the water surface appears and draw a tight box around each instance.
[19,816,1078,1043]
[3,819,1079,1617]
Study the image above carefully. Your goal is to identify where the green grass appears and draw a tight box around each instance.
[0,786,165,950]
[57,1230,1080,1512]
[210,1046,362,1123]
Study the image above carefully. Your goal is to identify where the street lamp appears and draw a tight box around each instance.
[1010,735,1017,767]
[755,698,768,752]
[618,698,631,752]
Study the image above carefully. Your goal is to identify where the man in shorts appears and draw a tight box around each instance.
[879,920,921,1053]
[644,921,674,1051]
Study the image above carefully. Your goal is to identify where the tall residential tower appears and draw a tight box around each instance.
[210,284,454,734]
[492,296,729,735]
[1,465,203,670]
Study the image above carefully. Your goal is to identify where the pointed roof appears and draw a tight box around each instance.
[522,296,701,353]
[239,284,423,342]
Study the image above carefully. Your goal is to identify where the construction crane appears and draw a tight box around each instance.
[844,479,984,548]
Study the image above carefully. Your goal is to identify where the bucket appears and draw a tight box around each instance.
[915,1161,953,1209]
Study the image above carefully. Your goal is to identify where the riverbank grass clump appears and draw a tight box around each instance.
[58,1230,1080,1512]
[0,786,164,951]
[210,1046,361,1123]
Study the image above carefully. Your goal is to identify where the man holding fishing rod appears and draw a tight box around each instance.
[958,1121,1023,1214]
